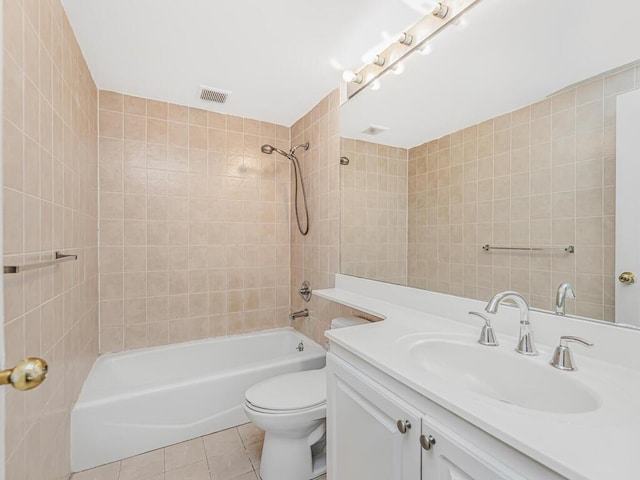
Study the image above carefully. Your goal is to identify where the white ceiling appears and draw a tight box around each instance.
[341,0,640,148]
[61,0,425,126]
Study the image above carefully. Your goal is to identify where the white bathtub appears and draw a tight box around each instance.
[71,328,325,472]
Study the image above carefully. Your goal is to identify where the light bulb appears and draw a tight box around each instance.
[342,70,362,83]
[372,55,385,67]
[398,32,413,46]
[392,63,405,75]
[369,79,381,91]
[417,43,432,55]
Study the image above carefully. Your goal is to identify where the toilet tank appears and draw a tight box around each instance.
[330,316,369,329]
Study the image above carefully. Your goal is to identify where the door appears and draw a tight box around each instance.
[421,417,528,480]
[616,89,640,325]
[0,8,5,479]
[327,354,422,480]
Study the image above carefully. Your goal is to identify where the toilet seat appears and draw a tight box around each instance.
[245,368,326,412]
[244,401,326,415]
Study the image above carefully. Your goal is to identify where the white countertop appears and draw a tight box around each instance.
[319,275,640,480]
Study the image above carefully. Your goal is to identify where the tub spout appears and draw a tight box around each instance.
[289,309,309,320]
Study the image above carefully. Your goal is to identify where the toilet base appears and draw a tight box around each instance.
[258,423,327,480]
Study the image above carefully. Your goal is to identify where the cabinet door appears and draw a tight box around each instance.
[421,417,530,480]
[327,354,422,480]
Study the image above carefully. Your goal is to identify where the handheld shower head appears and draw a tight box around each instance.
[259,143,311,236]
[261,144,290,157]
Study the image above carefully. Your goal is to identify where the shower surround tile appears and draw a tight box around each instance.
[98,92,293,352]
[2,1,99,478]
[289,91,379,344]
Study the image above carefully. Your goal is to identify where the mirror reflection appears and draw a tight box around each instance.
[339,3,640,324]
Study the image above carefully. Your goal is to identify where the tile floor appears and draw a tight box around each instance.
[71,423,328,480]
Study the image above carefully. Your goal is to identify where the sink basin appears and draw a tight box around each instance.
[409,338,600,414]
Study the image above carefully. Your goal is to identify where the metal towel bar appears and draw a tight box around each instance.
[4,252,78,274]
[482,244,575,254]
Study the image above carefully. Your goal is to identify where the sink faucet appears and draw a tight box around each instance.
[555,282,575,316]
[484,291,538,356]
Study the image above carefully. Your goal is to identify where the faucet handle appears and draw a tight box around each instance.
[550,336,594,371]
[560,336,593,348]
[468,311,499,346]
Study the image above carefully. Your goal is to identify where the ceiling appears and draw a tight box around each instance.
[341,0,640,148]
[61,0,425,126]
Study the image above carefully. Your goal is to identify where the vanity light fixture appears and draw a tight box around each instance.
[343,0,482,98]
[431,2,450,19]
[342,70,363,84]
[372,55,386,66]
[398,32,413,46]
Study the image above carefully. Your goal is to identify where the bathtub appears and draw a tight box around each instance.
[71,327,325,472]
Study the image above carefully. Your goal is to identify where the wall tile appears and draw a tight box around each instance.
[3,1,99,477]
[98,91,292,351]
[405,65,639,318]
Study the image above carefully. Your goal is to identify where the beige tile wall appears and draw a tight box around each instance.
[289,91,378,344]
[340,138,408,285]
[408,64,640,320]
[97,92,292,352]
[3,1,99,478]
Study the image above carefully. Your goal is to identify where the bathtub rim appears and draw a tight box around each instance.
[78,327,325,406]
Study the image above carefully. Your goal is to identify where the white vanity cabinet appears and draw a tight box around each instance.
[327,352,422,480]
[421,416,529,480]
[327,349,565,480]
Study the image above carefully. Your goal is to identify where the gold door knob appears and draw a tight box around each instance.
[0,357,48,391]
[619,272,636,285]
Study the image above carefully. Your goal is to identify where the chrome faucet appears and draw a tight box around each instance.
[555,282,575,316]
[468,311,499,346]
[289,308,309,320]
[484,291,538,356]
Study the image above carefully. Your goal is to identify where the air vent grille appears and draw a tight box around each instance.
[362,125,389,136]
[200,85,231,104]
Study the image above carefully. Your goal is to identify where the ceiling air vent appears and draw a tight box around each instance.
[362,124,389,136]
[199,85,231,104]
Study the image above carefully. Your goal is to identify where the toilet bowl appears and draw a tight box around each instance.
[244,369,327,480]
[243,316,369,480]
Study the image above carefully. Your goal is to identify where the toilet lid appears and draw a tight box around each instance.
[245,369,326,411]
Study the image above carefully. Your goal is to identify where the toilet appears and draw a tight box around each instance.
[243,316,369,480]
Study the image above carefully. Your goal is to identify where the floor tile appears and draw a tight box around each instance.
[244,441,262,470]
[164,438,206,471]
[119,449,165,480]
[233,472,258,480]
[71,461,120,480]
[71,426,265,480]
[165,460,211,480]
[237,423,264,447]
[208,450,254,480]
[203,428,244,457]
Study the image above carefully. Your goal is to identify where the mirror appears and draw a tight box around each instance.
[340,0,640,324]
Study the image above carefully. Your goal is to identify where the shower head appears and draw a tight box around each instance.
[290,142,310,154]
[259,143,311,236]
[261,144,290,158]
